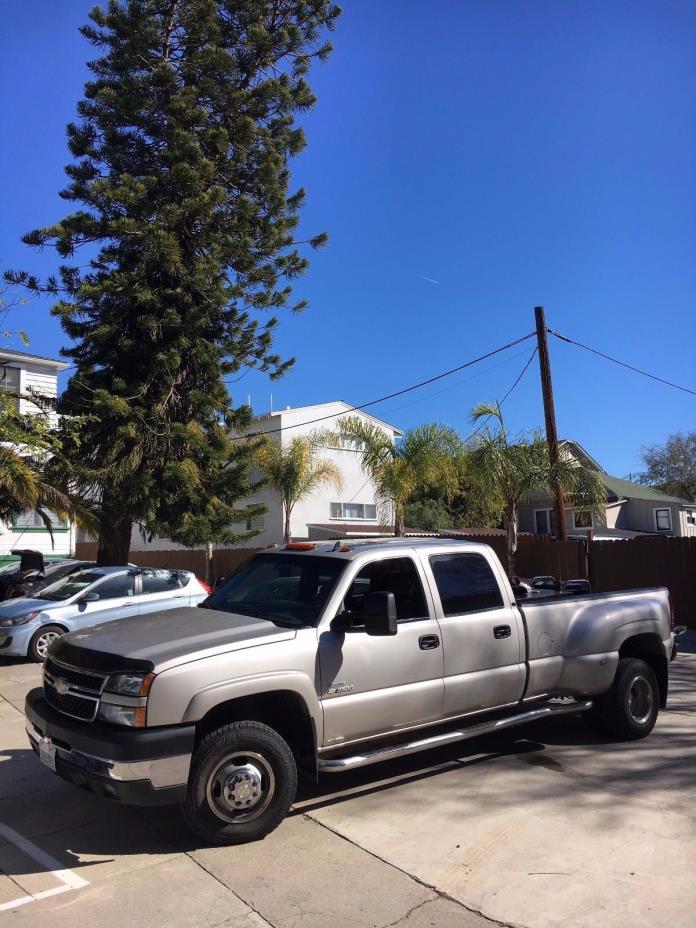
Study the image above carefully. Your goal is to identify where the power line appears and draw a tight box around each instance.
[377,344,535,417]
[549,329,696,398]
[237,331,537,439]
[463,346,538,443]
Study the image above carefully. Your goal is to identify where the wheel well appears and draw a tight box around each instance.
[194,691,317,774]
[619,634,668,708]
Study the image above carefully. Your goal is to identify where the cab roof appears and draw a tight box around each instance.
[259,537,482,560]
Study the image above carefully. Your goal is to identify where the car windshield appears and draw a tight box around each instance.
[36,570,107,602]
[0,562,20,576]
[200,553,345,628]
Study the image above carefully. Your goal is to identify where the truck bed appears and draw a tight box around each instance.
[518,587,672,701]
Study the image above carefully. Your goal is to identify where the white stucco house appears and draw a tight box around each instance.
[241,401,400,545]
[128,400,401,554]
[0,347,74,559]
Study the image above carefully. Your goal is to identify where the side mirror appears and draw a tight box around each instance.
[79,592,100,604]
[363,591,398,636]
[511,583,528,600]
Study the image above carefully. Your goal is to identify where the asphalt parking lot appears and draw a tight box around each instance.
[1,642,695,928]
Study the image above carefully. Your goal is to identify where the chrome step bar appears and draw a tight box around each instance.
[318,700,592,772]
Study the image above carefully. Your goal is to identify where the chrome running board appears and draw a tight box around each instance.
[318,700,592,772]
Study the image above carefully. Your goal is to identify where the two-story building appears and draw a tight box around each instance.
[0,347,74,559]
[126,400,401,555]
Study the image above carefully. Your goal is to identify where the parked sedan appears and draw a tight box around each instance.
[0,567,210,661]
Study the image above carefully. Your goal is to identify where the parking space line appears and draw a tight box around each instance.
[0,822,89,911]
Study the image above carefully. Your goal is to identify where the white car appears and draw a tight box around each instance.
[0,566,210,661]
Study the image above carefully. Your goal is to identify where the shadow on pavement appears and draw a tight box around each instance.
[0,657,693,883]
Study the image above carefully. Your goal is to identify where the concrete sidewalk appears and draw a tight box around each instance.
[1,653,695,928]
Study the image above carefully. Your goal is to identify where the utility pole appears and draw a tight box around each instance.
[535,306,567,541]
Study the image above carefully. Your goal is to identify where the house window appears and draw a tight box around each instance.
[572,510,594,530]
[655,508,672,532]
[12,510,69,531]
[534,509,557,535]
[245,515,265,531]
[686,509,696,526]
[330,502,378,521]
[338,436,366,452]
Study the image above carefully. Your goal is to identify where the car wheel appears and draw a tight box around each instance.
[593,657,659,741]
[28,625,65,663]
[183,720,297,846]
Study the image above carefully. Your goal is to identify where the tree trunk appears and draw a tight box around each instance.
[283,505,292,544]
[506,502,518,578]
[97,515,133,566]
[394,503,404,537]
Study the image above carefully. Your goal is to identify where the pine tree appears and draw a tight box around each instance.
[8,0,339,564]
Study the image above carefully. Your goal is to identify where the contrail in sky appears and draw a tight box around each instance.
[416,273,440,285]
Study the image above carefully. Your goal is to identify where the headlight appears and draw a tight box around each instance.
[0,611,39,628]
[97,703,146,727]
[104,671,155,696]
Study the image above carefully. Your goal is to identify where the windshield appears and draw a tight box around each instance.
[0,562,19,576]
[37,570,107,602]
[200,554,345,628]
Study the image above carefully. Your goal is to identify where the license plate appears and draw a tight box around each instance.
[39,738,56,772]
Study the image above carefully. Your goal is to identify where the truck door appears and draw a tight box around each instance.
[318,555,444,747]
[426,551,525,717]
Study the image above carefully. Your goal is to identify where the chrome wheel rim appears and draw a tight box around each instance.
[206,751,275,824]
[35,631,60,660]
[627,675,653,725]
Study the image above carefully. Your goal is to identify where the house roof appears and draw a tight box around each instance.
[560,439,695,506]
[0,347,69,371]
[251,400,403,436]
[601,473,694,505]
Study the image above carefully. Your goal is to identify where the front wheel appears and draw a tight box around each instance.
[590,657,659,740]
[183,720,297,845]
[28,625,65,663]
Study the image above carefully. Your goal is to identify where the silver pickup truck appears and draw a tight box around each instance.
[25,538,675,845]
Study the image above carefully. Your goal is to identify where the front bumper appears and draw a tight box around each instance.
[25,687,194,806]
[0,623,35,657]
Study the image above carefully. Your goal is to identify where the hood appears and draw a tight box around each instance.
[57,606,297,671]
[0,597,58,618]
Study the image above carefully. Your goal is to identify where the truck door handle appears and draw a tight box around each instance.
[493,625,512,639]
[419,634,440,650]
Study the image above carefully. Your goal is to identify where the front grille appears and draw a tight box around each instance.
[44,683,97,721]
[45,659,105,694]
[43,658,107,723]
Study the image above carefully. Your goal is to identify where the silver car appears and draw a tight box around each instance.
[0,566,210,661]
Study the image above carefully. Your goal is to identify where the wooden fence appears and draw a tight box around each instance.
[75,542,258,582]
[589,537,696,629]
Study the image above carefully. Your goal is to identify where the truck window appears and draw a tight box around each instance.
[201,554,345,628]
[429,553,503,615]
[345,557,428,622]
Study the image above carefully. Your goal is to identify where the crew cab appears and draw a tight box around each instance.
[24,539,675,845]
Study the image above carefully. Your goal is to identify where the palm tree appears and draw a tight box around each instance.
[254,435,343,544]
[0,392,91,541]
[467,401,606,576]
[328,417,464,536]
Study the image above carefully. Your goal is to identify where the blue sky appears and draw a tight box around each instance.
[1,0,695,477]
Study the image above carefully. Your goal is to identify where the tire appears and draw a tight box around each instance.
[591,657,659,741]
[28,625,65,663]
[183,721,297,846]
